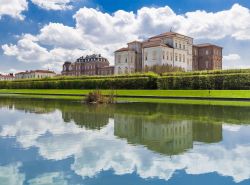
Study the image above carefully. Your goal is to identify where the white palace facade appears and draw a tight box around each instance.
[114,32,222,74]
[114,32,193,74]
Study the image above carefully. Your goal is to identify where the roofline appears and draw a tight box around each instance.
[194,43,223,48]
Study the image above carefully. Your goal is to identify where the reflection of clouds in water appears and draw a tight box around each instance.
[0,110,250,183]
[0,163,25,185]
[28,172,67,185]
[223,124,243,132]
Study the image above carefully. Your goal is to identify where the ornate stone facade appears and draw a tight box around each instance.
[62,54,114,76]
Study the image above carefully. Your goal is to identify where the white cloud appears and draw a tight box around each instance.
[0,0,28,20]
[223,54,241,61]
[2,4,250,71]
[28,172,67,185]
[31,0,77,10]
[0,163,25,185]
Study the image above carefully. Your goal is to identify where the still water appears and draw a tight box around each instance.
[0,97,250,185]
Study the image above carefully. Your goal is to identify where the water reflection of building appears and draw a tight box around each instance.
[114,115,193,155]
[192,122,222,143]
[114,114,222,155]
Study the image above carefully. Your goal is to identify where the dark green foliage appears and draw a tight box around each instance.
[158,73,250,90]
[2,69,250,90]
[0,76,158,90]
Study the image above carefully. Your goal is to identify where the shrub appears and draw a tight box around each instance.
[158,73,250,90]
[0,76,158,90]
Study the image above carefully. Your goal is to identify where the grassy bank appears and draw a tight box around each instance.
[1,89,250,98]
[1,89,250,106]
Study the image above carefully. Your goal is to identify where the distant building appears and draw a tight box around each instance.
[15,70,56,79]
[114,32,223,74]
[0,73,15,81]
[62,54,114,76]
[193,44,223,71]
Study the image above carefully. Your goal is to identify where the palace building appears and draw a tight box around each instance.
[114,32,223,74]
[0,73,15,81]
[15,70,56,79]
[62,54,114,76]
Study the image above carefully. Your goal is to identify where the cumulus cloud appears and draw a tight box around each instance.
[31,0,77,10]
[0,0,28,20]
[0,163,25,185]
[2,4,250,71]
[223,54,241,61]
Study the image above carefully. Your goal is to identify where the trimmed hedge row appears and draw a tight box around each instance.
[0,77,158,89]
[162,69,250,77]
[1,70,250,90]
[158,73,250,90]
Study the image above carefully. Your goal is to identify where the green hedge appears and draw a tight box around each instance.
[162,69,250,77]
[0,77,158,89]
[158,73,250,90]
[2,69,250,90]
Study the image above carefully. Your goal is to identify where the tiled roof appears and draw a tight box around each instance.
[149,32,193,40]
[16,70,55,75]
[194,43,223,48]
[115,47,134,52]
[142,40,171,49]
[76,54,108,62]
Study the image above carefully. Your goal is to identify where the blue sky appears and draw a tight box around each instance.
[0,0,250,73]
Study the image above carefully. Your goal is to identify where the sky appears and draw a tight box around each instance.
[0,0,250,74]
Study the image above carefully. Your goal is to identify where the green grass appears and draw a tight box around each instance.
[1,89,250,107]
[1,89,250,98]
[1,93,250,107]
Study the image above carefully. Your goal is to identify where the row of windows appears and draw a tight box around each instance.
[77,58,107,62]
[144,51,190,63]
[175,41,186,50]
[116,56,134,64]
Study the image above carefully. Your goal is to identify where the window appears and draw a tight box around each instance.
[179,43,181,49]
[183,45,185,50]
[179,54,182,62]
[205,61,209,69]
[166,51,169,60]
[162,51,165,59]
[117,55,121,63]
[183,54,185,63]
[175,42,178,48]
[206,50,209,55]
[152,50,157,60]
[145,52,148,61]
[125,58,128,63]
[175,53,178,61]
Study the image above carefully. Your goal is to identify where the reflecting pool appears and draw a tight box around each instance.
[0,97,250,185]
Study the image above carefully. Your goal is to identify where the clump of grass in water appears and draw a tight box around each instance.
[84,90,116,104]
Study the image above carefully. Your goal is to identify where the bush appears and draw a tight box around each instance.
[158,73,250,90]
[0,76,158,90]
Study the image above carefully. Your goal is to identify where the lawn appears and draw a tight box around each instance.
[1,89,250,99]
